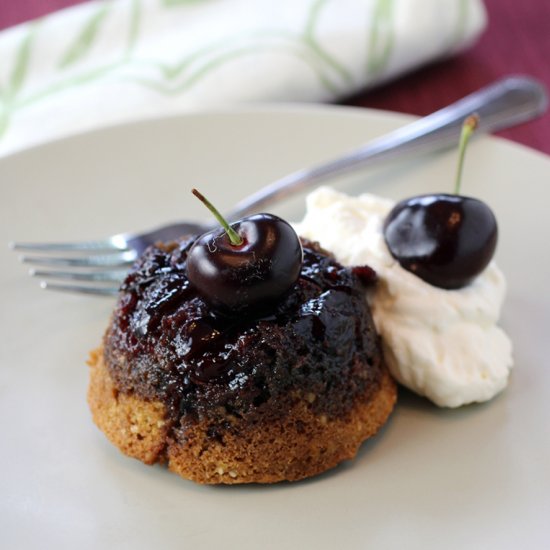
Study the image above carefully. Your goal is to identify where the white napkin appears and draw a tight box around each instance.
[0,0,486,157]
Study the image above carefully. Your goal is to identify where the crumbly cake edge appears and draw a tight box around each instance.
[87,346,397,484]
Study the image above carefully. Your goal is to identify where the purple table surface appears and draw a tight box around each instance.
[1,0,549,155]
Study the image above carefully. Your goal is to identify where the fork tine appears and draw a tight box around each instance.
[20,250,137,267]
[39,281,120,296]
[9,239,124,252]
[30,268,127,283]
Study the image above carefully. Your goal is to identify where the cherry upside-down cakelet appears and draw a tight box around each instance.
[87,190,396,484]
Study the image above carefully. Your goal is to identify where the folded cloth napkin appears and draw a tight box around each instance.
[0,0,486,157]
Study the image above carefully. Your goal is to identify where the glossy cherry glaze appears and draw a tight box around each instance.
[186,214,303,313]
[383,193,498,289]
[104,238,381,426]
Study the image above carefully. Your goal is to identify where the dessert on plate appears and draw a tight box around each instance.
[88,193,396,484]
[88,116,513,484]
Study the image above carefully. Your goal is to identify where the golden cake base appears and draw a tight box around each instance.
[88,347,396,484]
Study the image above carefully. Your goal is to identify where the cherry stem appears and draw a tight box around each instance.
[192,188,243,246]
[454,114,479,195]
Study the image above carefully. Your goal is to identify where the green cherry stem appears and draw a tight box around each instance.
[454,114,480,195]
[192,188,243,246]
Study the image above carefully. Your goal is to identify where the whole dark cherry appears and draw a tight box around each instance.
[383,115,498,290]
[383,194,497,289]
[186,189,303,312]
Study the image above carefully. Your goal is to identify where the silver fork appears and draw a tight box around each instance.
[10,76,548,296]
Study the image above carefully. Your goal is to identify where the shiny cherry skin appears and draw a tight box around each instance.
[383,193,498,289]
[186,213,303,313]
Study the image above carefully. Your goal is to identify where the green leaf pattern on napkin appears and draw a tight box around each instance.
[0,0,479,144]
[58,3,112,68]
[7,22,38,98]
[367,0,394,76]
[452,0,471,46]
[126,0,142,53]
[0,0,355,139]
[0,21,40,137]
[303,0,353,85]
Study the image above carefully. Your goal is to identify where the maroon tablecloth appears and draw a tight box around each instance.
[1,0,549,155]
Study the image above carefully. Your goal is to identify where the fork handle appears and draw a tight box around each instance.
[226,75,548,220]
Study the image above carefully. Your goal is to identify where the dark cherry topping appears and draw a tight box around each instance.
[383,114,498,290]
[104,238,383,426]
[383,194,497,289]
[187,213,303,314]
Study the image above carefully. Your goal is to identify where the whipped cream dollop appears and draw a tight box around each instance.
[297,187,513,408]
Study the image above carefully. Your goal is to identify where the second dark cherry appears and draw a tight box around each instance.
[186,213,303,313]
[383,193,497,289]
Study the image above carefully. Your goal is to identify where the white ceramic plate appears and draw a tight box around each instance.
[1,107,549,549]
